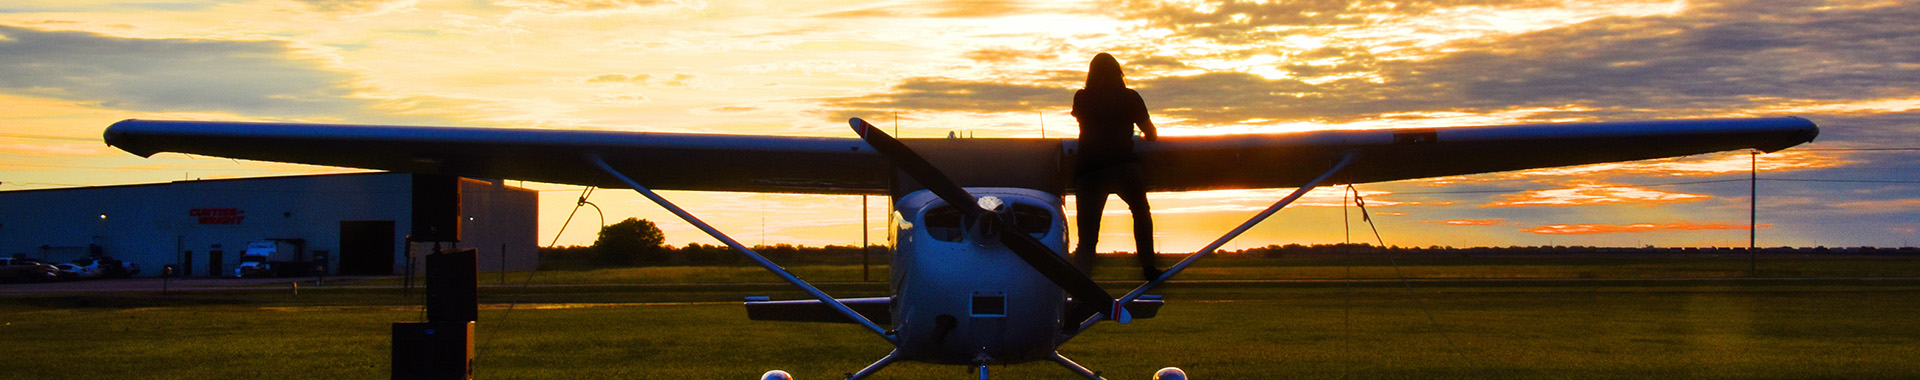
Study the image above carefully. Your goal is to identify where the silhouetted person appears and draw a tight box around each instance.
[1071,53,1160,281]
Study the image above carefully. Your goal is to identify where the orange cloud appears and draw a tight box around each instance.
[1522,222,1767,235]
[1485,183,1707,207]
[1506,150,1845,178]
[1429,218,1508,226]
[1833,200,1920,211]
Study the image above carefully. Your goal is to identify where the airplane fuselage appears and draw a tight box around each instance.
[889,188,1069,365]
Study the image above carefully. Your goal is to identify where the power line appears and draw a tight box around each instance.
[1763,178,1920,184]
[1395,179,1748,195]
[1394,177,1914,195]
[1794,147,1920,151]
[0,133,94,141]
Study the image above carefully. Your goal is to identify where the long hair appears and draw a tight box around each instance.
[1085,53,1126,90]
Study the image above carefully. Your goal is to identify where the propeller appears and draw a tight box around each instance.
[849,118,1122,324]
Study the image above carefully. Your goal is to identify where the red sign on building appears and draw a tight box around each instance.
[189,208,245,224]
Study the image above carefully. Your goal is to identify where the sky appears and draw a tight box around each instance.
[2,0,1917,252]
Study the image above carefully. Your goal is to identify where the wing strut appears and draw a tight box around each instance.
[586,154,896,344]
[1071,150,1363,335]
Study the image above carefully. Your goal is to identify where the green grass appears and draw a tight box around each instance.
[346,252,1920,287]
[4,279,1919,379]
[5,253,1920,379]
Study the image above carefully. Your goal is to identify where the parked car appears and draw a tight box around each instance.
[0,258,58,283]
[71,257,137,278]
[52,263,98,280]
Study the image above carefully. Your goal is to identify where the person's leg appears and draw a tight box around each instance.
[1072,171,1112,275]
[1113,164,1159,280]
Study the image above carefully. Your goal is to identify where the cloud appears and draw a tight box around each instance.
[587,73,651,84]
[1832,199,1920,212]
[966,48,1058,64]
[493,0,702,13]
[812,0,1028,19]
[1485,183,1709,207]
[1505,149,1846,179]
[826,77,1070,115]
[1522,222,1761,235]
[1111,0,1503,43]
[830,1,1920,127]
[1428,218,1510,226]
[0,25,387,119]
[293,0,416,14]
[589,93,650,104]
[0,141,106,157]
[927,0,1025,18]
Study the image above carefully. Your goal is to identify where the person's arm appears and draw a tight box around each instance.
[1131,90,1157,141]
[1138,118,1156,142]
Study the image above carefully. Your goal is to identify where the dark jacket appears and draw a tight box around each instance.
[1072,87,1150,175]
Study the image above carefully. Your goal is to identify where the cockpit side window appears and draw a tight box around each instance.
[923,206,964,242]
[1008,204,1052,238]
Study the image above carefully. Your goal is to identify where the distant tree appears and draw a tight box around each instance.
[593,218,667,265]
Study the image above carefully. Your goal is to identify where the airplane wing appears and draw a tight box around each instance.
[105,120,892,193]
[102,117,1816,193]
[1134,117,1817,192]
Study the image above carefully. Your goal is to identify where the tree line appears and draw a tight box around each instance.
[539,217,887,269]
[545,218,1917,269]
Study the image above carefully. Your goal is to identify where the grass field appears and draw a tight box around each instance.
[383,251,1920,286]
[4,254,1920,379]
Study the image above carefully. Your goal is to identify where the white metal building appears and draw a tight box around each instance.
[0,172,537,277]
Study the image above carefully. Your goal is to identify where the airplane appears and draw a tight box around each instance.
[102,115,1818,379]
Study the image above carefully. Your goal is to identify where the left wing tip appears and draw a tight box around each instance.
[103,119,156,157]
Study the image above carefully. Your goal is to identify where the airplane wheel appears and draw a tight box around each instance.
[759,370,793,380]
[1153,367,1187,380]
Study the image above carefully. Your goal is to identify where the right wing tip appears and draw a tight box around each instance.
[848,117,870,137]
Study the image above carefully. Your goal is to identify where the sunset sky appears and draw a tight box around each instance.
[2,0,1917,252]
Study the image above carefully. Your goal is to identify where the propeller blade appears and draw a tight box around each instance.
[848,118,1118,322]
[996,222,1117,323]
[849,118,984,215]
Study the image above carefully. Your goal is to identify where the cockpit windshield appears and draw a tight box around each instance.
[922,203,1053,243]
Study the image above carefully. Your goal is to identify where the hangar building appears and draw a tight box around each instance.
[0,172,538,277]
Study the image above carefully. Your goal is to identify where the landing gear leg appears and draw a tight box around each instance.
[844,349,902,380]
[1047,352,1104,380]
[969,352,993,380]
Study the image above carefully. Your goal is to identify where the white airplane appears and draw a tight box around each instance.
[104,115,1817,379]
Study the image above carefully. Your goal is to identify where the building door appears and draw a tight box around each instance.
[339,220,395,275]
[207,249,223,277]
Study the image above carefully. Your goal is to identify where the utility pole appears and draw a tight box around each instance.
[861,194,870,282]
[1750,150,1758,276]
